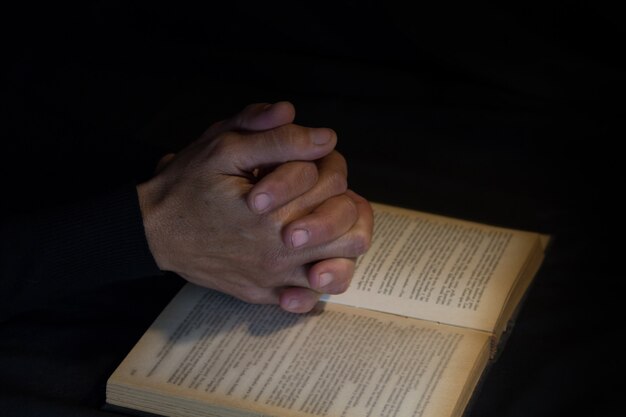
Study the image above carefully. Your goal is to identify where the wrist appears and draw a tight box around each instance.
[136,180,170,271]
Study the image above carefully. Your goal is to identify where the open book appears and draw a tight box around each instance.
[106,202,549,417]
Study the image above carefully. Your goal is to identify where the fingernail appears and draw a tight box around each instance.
[287,298,300,310]
[291,229,309,248]
[254,193,271,212]
[318,272,333,288]
[312,128,332,145]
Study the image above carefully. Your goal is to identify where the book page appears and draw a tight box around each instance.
[323,203,541,333]
[108,284,490,417]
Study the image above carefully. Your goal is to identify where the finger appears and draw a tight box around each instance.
[227,124,337,173]
[282,194,358,249]
[327,190,374,258]
[299,190,374,261]
[205,101,296,138]
[278,287,322,313]
[230,101,296,131]
[247,161,319,213]
[224,265,314,311]
[308,257,357,294]
[274,191,372,292]
[278,151,348,220]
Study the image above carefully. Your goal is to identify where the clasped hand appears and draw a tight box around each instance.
[137,102,373,313]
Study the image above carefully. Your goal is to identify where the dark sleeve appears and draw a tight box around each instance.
[0,183,163,320]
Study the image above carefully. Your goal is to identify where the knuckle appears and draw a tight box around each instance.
[262,126,298,161]
[351,229,372,255]
[231,111,247,130]
[209,131,238,157]
[236,103,264,128]
[325,171,348,196]
[333,151,347,168]
[298,162,319,186]
[276,162,318,199]
[340,195,359,220]
[260,251,286,275]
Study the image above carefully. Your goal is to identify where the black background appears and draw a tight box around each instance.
[1,1,624,416]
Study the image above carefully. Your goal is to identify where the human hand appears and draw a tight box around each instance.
[138,102,373,313]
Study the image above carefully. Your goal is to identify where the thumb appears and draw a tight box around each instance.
[233,101,296,131]
[205,101,296,138]
[230,125,337,173]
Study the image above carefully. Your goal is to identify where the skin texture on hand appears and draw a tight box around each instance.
[138,102,373,313]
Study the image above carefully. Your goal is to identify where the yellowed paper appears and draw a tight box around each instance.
[323,203,541,332]
[108,284,490,417]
